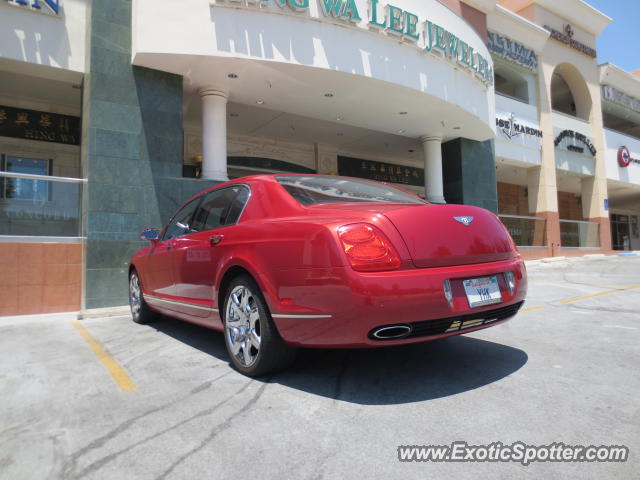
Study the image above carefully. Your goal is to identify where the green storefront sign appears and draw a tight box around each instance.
[218,0,494,87]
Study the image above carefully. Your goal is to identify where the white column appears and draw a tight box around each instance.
[420,135,445,204]
[199,87,229,181]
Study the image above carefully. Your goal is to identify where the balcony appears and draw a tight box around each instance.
[496,93,538,120]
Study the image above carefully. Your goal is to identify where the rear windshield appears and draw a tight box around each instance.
[276,175,426,206]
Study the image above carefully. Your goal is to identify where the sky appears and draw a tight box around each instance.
[584,0,640,72]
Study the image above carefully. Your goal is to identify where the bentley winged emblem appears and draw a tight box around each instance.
[454,216,474,226]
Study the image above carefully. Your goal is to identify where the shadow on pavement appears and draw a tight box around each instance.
[151,315,528,406]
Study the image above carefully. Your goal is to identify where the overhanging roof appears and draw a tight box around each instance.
[498,0,612,36]
[488,5,550,53]
[600,63,640,100]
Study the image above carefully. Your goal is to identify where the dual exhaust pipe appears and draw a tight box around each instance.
[370,324,412,340]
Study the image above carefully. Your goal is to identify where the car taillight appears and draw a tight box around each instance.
[337,223,401,272]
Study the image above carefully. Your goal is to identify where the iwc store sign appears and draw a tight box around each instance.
[496,113,543,140]
[554,130,597,156]
[1,0,60,15]
[543,24,596,58]
[216,0,494,86]
[618,146,640,168]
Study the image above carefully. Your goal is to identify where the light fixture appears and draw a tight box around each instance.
[443,279,453,308]
[399,111,408,115]
[256,99,265,105]
[324,93,334,97]
[227,73,238,79]
[504,271,516,295]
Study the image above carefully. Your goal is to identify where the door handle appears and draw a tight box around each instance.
[210,234,224,246]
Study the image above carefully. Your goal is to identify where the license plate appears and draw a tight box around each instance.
[463,276,502,308]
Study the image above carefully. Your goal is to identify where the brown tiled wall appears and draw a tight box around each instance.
[0,243,82,316]
[557,192,584,221]
[497,182,530,215]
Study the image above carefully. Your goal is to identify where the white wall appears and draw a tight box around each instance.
[552,112,596,176]
[132,0,496,141]
[604,129,640,185]
[495,93,541,165]
[0,0,87,74]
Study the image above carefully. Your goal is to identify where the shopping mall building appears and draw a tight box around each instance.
[1,0,639,315]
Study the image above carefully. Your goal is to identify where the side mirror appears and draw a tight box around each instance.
[140,228,160,243]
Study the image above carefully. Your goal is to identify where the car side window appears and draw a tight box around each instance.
[162,196,203,241]
[191,186,249,233]
[226,186,250,225]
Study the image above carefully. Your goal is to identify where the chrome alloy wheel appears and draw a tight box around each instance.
[225,285,262,367]
[129,272,142,317]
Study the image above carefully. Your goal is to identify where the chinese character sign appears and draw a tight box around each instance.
[0,105,80,145]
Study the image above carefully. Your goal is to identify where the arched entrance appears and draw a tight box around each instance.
[551,63,592,121]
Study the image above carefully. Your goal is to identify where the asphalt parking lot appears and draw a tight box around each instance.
[1,256,639,479]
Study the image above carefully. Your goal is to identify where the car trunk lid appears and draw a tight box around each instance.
[308,202,515,268]
[379,204,515,268]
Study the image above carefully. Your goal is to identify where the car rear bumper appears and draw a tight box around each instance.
[260,257,527,348]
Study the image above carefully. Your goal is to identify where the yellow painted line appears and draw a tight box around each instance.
[521,305,545,313]
[560,285,640,304]
[72,320,138,392]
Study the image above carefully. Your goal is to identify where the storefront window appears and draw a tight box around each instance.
[559,220,600,248]
[499,215,547,247]
[0,154,82,237]
[3,156,50,201]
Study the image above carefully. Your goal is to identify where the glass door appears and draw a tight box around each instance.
[611,214,631,251]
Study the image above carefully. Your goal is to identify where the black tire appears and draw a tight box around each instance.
[129,269,160,324]
[222,275,296,376]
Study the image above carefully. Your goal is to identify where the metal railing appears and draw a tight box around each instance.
[499,214,547,247]
[559,219,600,248]
[0,172,85,237]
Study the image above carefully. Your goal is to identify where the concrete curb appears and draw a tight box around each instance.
[0,312,80,323]
[77,306,131,320]
[541,256,567,263]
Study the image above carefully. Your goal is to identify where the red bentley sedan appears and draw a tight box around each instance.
[129,175,527,376]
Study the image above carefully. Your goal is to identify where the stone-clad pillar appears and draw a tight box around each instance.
[81,1,219,310]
